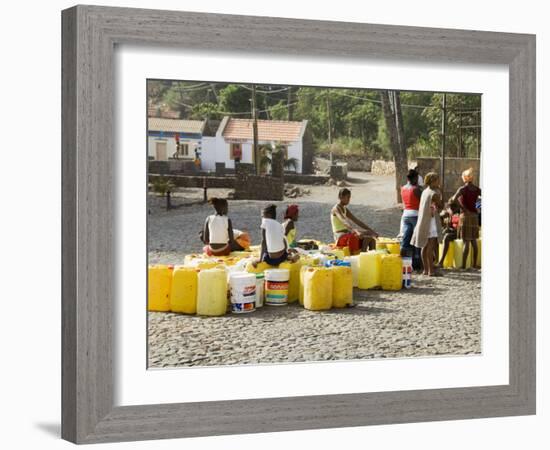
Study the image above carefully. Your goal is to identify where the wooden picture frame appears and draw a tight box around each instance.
[62,5,536,444]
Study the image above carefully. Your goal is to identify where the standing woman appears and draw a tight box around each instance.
[452,168,482,269]
[411,172,443,276]
[400,169,422,270]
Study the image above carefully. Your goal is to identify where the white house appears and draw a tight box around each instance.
[147,117,205,161]
[201,117,311,174]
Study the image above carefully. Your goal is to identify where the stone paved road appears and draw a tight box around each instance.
[148,270,481,368]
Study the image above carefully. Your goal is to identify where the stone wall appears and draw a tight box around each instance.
[233,174,284,201]
[329,163,348,181]
[148,160,197,175]
[371,160,396,175]
[148,174,235,189]
[415,157,480,199]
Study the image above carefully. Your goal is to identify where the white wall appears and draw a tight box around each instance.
[1,1,547,450]
[200,136,217,171]
[147,136,198,160]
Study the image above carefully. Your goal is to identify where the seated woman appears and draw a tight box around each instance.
[330,188,378,255]
[255,204,298,267]
[282,204,299,248]
[201,197,247,256]
[437,200,460,267]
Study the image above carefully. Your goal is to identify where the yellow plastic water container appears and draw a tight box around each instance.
[348,255,360,287]
[375,240,387,251]
[196,260,223,270]
[170,266,198,314]
[229,251,251,259]
[303,267,333,311]
[476,238,482,267]
[386,241,401,255]
[279,261,302,303]
[380,254,403,291]
[196,268,228,316]
[358,251,382,289]
[148,265,173,312]
[183,254,201,267]
[453,239,478,269]
[439,241,455,268]
[330,265,353,308]
[246,261,272,274]
[299,265,309,305]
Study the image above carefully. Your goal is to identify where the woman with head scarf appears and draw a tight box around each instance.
[411,172,443,276]
[283,204,299,248]
[451,168,482,269]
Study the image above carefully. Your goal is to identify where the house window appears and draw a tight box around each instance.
[178,143,189,157]
[229,143,242,160]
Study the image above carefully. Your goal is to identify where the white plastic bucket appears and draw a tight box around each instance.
[402,257,413,289]
[255,272,265,308]
[264,268,290,306]
[229,273,256,313]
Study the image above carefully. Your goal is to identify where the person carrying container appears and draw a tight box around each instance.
[330,188,378,255]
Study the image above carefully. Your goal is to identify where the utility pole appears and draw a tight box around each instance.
[440,93,447,197]
[326,91,333,164]
[251,84,260,175]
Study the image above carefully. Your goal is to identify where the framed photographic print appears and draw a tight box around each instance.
[62,5,536,444]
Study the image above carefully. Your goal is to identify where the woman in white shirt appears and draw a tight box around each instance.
[201,198,246,256]
[255,204,298,266]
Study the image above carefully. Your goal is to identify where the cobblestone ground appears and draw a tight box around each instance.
[148,270,481,368]
[147,173,481,367]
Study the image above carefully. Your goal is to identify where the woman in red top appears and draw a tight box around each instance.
[400,169,422,270]
[451,168,481,269]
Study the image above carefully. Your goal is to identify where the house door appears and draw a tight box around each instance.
[155,141,167,160]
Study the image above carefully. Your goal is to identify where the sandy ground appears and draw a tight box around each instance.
[147,172,481,367]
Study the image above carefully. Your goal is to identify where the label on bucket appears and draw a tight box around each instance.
[231,301,255,313]
[265,280,289,306]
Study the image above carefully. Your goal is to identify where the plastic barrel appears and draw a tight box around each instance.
[264,269,290,306]
[229,273,256,314]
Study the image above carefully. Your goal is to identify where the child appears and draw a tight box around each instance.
[282,204,299,248]
[437,200,460,267]
[255,204,298,266]
[331,188,378,254]
[201,197,247,256]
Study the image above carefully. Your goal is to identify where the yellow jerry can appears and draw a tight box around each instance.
[476,238,482,267]
[279,260,302,303]
[330,265,353,308]
[196,269,228,316]
[439,241,455,268]
[148,265,173,312]
[380,254,402,291]
[170,266,198,314]
[358,251,382,289]
[303,267,333,311]
[386,241,401,255]
[452,239,475,269]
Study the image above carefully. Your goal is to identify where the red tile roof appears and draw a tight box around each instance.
[148,118,205,134]
[222,118,304,143]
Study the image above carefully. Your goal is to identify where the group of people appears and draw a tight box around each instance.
[199,166,481,277]
[400,167,481,276]
[200,198,301,266]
